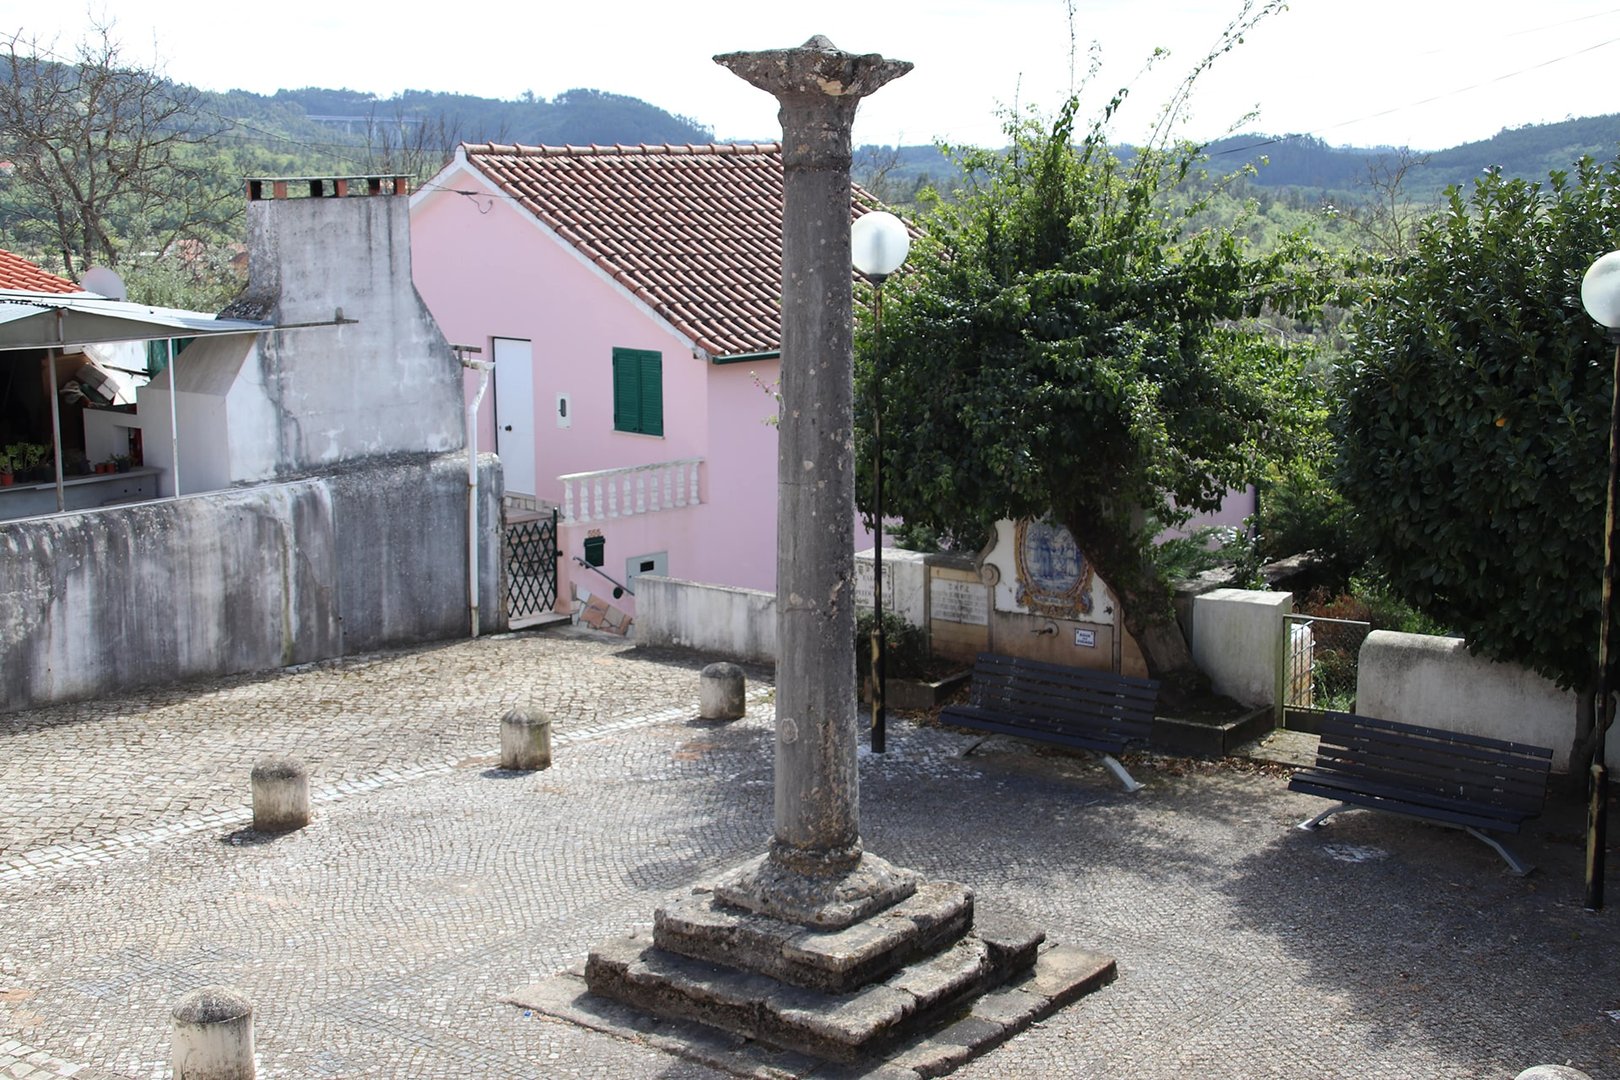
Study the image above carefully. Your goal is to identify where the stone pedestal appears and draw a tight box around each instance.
[250,758,309,833]
[499,707,553,771]
[698,662,746,721]
[172,986,255,1079]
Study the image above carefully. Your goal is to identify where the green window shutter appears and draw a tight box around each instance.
[611,347,663,435]
[640,351,663,436]
[612,349,640,432]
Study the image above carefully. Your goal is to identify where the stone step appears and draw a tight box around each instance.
[654,879,976,994]
[585,909,1079,1066]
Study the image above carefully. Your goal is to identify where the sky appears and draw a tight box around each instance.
[5,0,1619,152]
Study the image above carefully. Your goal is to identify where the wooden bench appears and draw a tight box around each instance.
[939,652,1159,792]
[1289,711,1554,875]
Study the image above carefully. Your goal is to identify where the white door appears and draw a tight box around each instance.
[493,337,536,497]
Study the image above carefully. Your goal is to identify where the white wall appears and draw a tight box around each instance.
[1357,630,1609,772]
[854,547,928,628]
[634,575,776,663]
[1189,589,1292,707]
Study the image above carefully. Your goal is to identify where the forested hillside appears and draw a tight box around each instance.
[2,26,1616,312]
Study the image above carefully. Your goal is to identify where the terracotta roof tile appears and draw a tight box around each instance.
[0,248,78,293]
[460,141,888,359]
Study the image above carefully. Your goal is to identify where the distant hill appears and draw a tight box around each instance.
[1186,114,1620,200]
[201,85,714,160]
[852,114,1620,206]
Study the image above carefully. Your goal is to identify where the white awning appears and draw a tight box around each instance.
[0,289,271,351]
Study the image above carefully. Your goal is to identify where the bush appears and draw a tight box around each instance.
[855,610,929,680]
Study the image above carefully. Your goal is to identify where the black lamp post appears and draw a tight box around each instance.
[851,209,910,754]
[1580,250,1620,911]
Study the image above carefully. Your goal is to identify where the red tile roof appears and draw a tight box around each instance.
[0,248,78,293]
[459,142,884,358]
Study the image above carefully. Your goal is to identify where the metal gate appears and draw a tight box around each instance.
[503,507,559,623]
[1278,613,1372,733]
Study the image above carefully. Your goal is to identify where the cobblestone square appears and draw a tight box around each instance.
[2,628,1617,1078]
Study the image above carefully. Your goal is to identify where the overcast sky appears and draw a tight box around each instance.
[6,1,1618,152]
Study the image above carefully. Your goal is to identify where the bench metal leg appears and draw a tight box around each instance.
[1463,826,1534,877]
[1296,802,1351,831]
[1297,803,1534,876]
[1099,753,1144,794]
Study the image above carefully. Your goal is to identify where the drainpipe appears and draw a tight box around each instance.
[47,347,65,513]
[167,337,181,498]
[459,348,493,637]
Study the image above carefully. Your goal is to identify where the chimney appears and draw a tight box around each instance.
[223,175,462,473]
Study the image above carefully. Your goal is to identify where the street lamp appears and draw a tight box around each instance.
[852,209,910,754]
[1579,249,1620,911]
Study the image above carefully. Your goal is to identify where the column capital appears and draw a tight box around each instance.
[714,35,912,105]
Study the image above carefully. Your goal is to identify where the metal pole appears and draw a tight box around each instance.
[870,281,886,753]
[1585,334,1620,911]
[46,348,64,513]
[167,338,181,498]
[460,349,493,638]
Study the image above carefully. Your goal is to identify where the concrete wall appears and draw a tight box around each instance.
[0,452,502,714]
[144,190,465,496]
[854,547,928,628]
[634,575,776,664]
[1357,630,1609,772]
[1189,589,1293,707]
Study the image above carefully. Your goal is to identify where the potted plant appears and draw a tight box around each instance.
[17,443,50,481]
[0,444,18,486]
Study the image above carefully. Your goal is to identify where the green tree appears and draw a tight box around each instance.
[864,92,1326,686]
[1336,157,1620,769]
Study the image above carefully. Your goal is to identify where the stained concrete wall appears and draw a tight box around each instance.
[146,190,465,496]
[1189,589,1293,707]
[1357,630,1610,773]
[634,575,776,664]
[0,452,502,714]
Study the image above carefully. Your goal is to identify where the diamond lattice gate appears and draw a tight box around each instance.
[503,508,559,624]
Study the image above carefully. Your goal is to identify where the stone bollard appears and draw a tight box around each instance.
[699,662,747,722]
[500,707,553,771]
[250,757,310,833]
[1516,1069,1594,1080]
[172,985,255,1079]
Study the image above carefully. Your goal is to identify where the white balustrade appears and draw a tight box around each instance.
[559,458,704,525]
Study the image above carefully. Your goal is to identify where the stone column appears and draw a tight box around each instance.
[711,37,915,927]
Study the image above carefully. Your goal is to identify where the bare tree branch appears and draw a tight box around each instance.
[0,20,234,277]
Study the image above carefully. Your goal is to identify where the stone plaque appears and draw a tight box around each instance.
[931,578,988,626]
[854,560,895,612]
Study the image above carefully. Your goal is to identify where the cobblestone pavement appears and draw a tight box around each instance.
[2,628,1619,1078]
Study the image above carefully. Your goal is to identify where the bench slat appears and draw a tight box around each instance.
[941,704,1130,755]
[1290,710,1554,855]
[1317,711,1554,760]
[972,687,1153,735]
[1289,771,1532,834]
[1312,744,1550,811]
[1312,713,1552,815]
[942,653,1161,772]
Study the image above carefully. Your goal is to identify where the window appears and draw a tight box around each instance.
[612,347,663,436]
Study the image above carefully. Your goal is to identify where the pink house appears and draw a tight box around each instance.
[411,142,878,628]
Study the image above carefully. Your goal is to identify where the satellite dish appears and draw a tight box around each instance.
[81,266,127,300]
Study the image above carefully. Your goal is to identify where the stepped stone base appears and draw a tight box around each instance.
[514,861,1116,1075]
[655,881,977,994]
[513,941,1114,1078]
